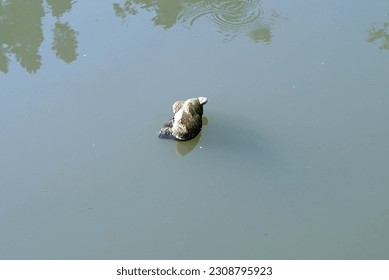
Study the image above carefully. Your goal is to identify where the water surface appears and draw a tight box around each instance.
[1,0,389,259]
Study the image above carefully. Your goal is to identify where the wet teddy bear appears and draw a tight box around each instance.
[158,97,208,141]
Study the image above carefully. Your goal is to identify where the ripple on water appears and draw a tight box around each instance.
[178,0,278,42]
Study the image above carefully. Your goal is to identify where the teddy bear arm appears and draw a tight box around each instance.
[162,118,174,127]
[158,127,177,140]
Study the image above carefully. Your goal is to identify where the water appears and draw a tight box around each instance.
[1,0,389,259]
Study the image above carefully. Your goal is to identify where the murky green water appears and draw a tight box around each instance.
[1,0,389,259]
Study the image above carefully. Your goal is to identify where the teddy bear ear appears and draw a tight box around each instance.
[198,97,208,105]
[172,101,184,113]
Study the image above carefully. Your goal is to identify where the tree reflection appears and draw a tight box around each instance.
[0,0,78,74]
[368,22,389,50]
[113,0,281,43]
[52,22,78,63]
[0,0,44,73]
[46,0,73,17]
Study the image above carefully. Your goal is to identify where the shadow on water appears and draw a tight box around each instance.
[0,0,78,74]
[203,113,275,170]
[162,113,274,169]
[368,22,389,50]
[113,0,283,43]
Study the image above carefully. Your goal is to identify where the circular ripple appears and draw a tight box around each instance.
[178,0,267,41]
[178,2,212,26]
[208,0,262,27]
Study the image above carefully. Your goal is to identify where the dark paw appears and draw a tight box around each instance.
[158,127,176,140]
[163,118,174,128]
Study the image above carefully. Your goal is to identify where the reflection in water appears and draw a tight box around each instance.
[368,22,389,50]
[0,0,44,73]
[113,0,281,43]
[0,0,78,74]
[113,1,138,19]
[176,132,202,156]
[175,116,208,156]
[52,22,79,63]
[46,0,73,17]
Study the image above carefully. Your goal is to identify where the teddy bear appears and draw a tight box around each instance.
[158,97,208,141]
